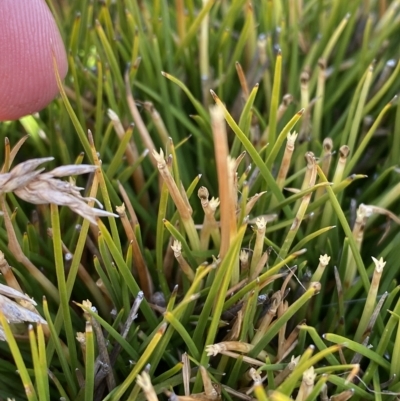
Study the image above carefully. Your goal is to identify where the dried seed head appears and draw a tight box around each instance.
[371,256,386,273]
[136,371,157,397]
[82,300,93,309]
[205,344,221,356]
[318,58,327,69]
[209,197,220,211]
[330,389,355,401]
[206,341,254,357]
[43,164,98,178]
[249,367,262,384]
[322,137,333,152]
[339,145,350,159]
[240,250,249,263]
[96,279,105,290]
[0,294,46,326]
[82,299,95,320]
[171,240,182,257]
[18,299,38,313]
[355,206,367,222]
[199,366,220,398]
[0,283,37,305]
[115,203,126,216]
[198,186,209,201]
[245,193,267,216]
[296,366,316,400]
[0,158,117,225]
[282,94,293,107]
[152,149,166,168]
[319,254,331,267]
[107,108,119,122]
[311,282,322,294]
[268,291,282,314]
[287,131,298,146]
[289,355,301,370]
[305,151,316,166]
[300,71,310,85]
[302,366,316,386]
[255,217,267,231]
[76,332,86,344]
[153,150,193,222]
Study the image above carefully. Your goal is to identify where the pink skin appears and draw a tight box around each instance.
[0,0,68,121]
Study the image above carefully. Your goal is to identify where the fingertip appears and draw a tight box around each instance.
[0,0,68,121]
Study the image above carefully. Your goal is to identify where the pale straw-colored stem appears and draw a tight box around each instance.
[330,389,355,401]
[315,137,333,200]
[279,152,317,259]
[249,217,266,280]
[245,192,267,216]
[344,203,370,289]
[301,151,317,192]
[320,384,329,401]
[108,108,149,207]
[76,331,86,360]
[198,186,220,250]
[200,366,219,399]
[199,0,211,107]
[277,316,301,362]
[237,165,251,191]
[257,35,272,110]
[333,145,350,185]
[142,101,170,144]
[136,371,159,401]
[171,240,195,282]
[345,363,360,384]
[117,181,140,226]
[276,131,298,190]
[182,353,190,396]
[125,72,157,169]
[210,105,238,265]
[295,367,316,401]
[116,204,154,298]
[252,251,271,283]
[240,250,249,272]
[224,309,243,341]
[312,58,327,143]
[300,70,310,110]
[152,149,200,251]
[277,299,288,360]
[206,341,267,361]
[274,355,301,386]
[277,94,294,122]
[319,146,350,249]
[235,62,250,99]
[354,257,386,343]
[299,69,311,140]
[252,291,282,345]
[0,252,23,294]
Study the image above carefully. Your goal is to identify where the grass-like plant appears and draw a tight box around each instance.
[1,0,400,400]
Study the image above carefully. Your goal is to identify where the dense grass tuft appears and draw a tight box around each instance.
[1,0,400,400]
